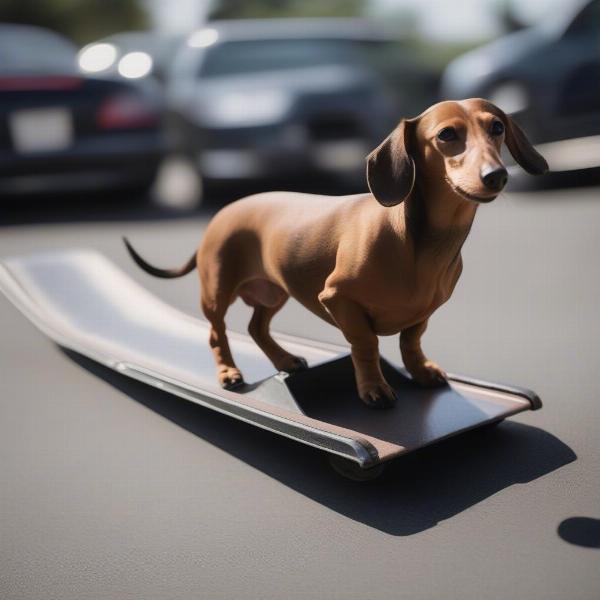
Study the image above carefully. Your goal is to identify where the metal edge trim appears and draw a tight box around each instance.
[445,372,543,410]
[119,363,379,467]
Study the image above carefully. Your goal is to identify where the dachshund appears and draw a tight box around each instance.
[124,99,548,408]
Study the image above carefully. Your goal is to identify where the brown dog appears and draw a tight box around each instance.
[125,99,548,408]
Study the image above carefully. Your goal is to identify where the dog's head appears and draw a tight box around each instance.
[367,98,548,207]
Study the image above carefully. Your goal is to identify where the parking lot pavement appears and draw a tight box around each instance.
[1,185,599,600]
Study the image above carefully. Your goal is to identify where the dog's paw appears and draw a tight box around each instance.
[409,361,447,387]
[358,380,397,409]
[218,367,245,390]
[276,354,309,373]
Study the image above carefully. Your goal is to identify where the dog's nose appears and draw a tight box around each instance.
[480,165,508,191]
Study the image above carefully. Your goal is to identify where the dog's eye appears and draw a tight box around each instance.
[437,127,457,142]
[490,120,504,136]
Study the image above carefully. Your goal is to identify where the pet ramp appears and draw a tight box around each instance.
[0,250,541,480]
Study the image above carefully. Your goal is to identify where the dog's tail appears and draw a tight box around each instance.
[123,237,197,279]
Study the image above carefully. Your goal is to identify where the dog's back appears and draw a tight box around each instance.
[198,191,367,291]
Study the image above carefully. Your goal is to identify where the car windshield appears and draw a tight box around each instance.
[199,38,395,78]
[0,27,77,75]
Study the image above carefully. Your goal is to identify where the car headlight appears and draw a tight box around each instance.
[78,43,117,73]
[118,52,153,79]
[199,90,293,128]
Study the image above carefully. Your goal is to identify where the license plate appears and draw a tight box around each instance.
[9,107,73,153]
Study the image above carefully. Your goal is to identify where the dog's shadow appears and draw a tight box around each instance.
[65,349,576,536]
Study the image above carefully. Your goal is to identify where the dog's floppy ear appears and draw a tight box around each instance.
[502,113,548,175]
[367,119,415,207]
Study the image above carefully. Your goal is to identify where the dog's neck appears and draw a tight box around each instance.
[400,179,478,266]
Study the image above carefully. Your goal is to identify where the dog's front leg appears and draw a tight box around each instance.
[319,289,396,408]
[400,320,447,386]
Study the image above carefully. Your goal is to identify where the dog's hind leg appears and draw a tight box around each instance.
[239,278,307,373]
[247,300,308,373]
[201,292,244,390]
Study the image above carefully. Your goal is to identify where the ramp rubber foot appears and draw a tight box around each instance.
[329,455,386,481]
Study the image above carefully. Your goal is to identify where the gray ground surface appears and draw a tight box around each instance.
[1,185,599,600]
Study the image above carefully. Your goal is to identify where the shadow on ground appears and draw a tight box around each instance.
[558,517,600,549]
[65,349,576,537]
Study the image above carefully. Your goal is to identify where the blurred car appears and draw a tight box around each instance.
[167,19,436,188]
[441,0,600,173]
[0,24,166,196]
[78,31,183,83]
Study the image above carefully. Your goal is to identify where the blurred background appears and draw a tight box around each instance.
[2,5,600,597]
[1,0,598,214]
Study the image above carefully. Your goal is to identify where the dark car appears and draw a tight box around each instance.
[441,0,600,173]
[167,19,436,189]
[0,24,166,196]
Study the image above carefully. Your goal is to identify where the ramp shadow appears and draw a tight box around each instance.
[65,349,576,537]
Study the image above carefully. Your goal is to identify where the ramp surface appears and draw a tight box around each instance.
[0,250,540,468]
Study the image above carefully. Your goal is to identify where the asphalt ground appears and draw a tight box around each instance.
[1,178,599,600]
